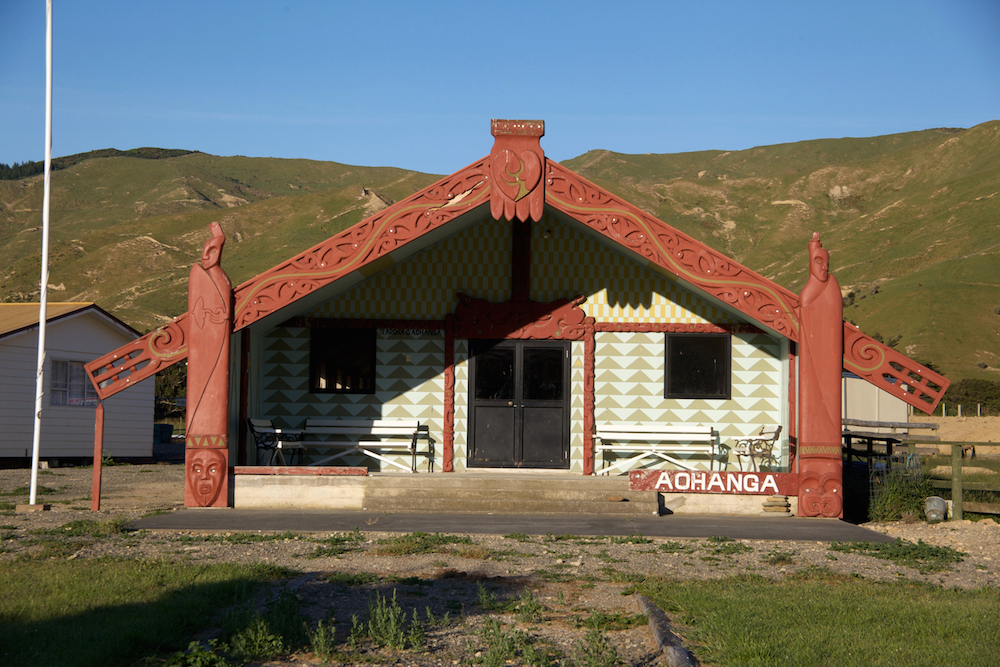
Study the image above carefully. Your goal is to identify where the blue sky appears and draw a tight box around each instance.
[2,0,998,174]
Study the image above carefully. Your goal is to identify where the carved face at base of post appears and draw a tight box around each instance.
[187,448,226,506]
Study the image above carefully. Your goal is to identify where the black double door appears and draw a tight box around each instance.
[468,340,570,468]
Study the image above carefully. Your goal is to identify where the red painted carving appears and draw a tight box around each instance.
[490,120,545,223]
[796,233,842,518]
[630,469,800,496]
[799,462,843,518]
[233,159,492,330]
[185,222,233,508]
[843,323,949,414]
[453,294,594,340]
[443,315,455,472]
[185,448,227,507]
[545,160,801,339]
[85,314,189,400]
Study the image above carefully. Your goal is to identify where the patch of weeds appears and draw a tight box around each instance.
[609,533,652,545]
[659,540,697,554]
[165,639,233,666]
[568,627,621,667]
[477,617,555,667]
[829,539,965,573]
[595,549,622,564]
[600,567,646,584]
[374,531,473,556]
[455,544,493,559]
[349,589,426,650]
[387,575,431,587]
[307,615,339,663]
[325,571,379,586]
[701,536,751,556]
[0,485,60,497]
[431,558,448,567]
[544,533,605,546]
[763,548,797,566]
[700,556,722,564]
[223,589,308,662]
[571,610,647,632]
[0,501,16,516]
[515,589,545,623]
[309,528,366,558]
[504,532,535,542]
[142,508,173,518]
[869,468,933,522]
[534,569,576,583]
[33,515,130,538]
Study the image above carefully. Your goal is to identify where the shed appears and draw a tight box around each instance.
[0,303,153,462]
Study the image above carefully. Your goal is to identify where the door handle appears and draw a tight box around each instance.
[508,401,514,406]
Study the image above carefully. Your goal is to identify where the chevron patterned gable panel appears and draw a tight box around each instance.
[259,328,445,471]
[593,331,783,472]
[308,216,511,319]
[531,215,733,324]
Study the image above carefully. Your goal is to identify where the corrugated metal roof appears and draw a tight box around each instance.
[0,303,139,340]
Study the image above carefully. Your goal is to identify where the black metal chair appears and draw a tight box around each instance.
[247,418,304,465]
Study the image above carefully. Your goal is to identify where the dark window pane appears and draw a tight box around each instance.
[474,348,514,400]
[310,328,376,394]
[523,348,563,401]
[666,334,730,399]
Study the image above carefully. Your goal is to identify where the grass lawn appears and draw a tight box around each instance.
[639,569,1000,667]
[0,557,289,667]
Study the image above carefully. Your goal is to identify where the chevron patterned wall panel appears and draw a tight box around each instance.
[593,330,783,472]
[259,327,445,471]
[570,339,585,473]
[308,216,511,319]
[453,340,469,472]
[531,215,733,324]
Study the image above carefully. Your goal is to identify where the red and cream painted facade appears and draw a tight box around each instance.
[85,120,949,516]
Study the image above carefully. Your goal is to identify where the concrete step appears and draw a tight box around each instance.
[360,495,659,516]
[359,474,659,516]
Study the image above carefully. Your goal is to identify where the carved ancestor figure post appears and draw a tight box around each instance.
[797,233,844,517]
[185,222,233,507]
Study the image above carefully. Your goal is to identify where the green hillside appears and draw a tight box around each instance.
[2,122,998,382]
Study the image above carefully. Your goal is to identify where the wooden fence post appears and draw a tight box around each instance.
[951,443,963,521]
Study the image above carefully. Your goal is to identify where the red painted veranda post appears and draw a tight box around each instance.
[184,222,233,507]
[796,233,844,517]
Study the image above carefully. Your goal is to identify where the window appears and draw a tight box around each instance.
[310,327,376,394]
[665,333,731,399]
[51,360,98,406]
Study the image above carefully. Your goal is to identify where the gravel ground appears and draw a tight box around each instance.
[3,464,999,666]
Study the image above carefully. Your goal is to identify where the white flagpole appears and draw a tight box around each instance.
[30,0,54,506]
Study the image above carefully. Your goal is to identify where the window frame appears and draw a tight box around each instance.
[50,359,99,407]
[309,326,377,394]
[664,332,732,400]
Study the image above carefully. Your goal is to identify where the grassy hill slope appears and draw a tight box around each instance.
[563,121,1000,381]
[2,123,997,382]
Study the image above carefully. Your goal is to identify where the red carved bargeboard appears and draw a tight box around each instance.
[545,160,801,341]
[85,314,189,400]
[232,158,492,330]
[843,322,949,411]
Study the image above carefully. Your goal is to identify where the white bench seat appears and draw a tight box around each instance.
[299,418,429,473]
[594,423,717,475]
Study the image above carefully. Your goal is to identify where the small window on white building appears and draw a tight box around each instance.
[51,360,98,407]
